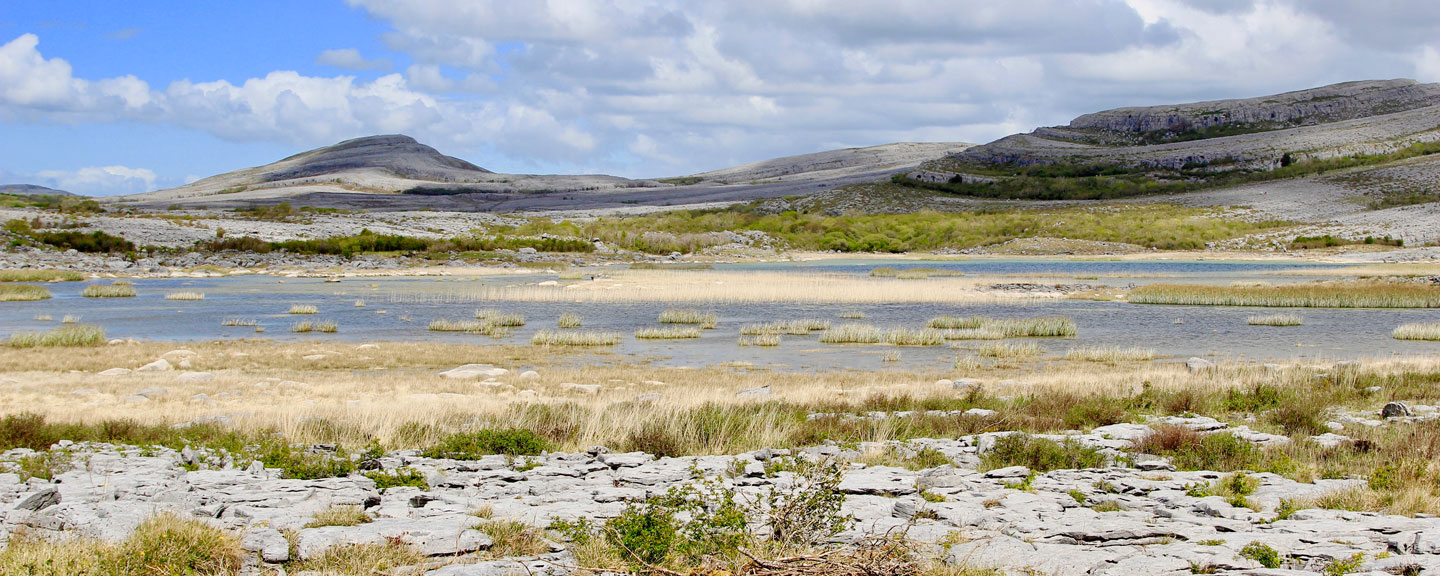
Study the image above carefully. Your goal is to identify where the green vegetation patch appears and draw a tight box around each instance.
[1129,281,1440,308]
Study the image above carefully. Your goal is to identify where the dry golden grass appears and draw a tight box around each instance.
[306,504,372,528]
[288,304,319,314]
[636,326,702,339]
[1064,345,1156,364]
[384,270,1045,305]
[0,513,243,576]
[82,283,135,298]
[1130,281,1440,308]
[739,334,782,347]
[0,284,51,301]
[1247,313,1304,326]
[1394,322,1440,341]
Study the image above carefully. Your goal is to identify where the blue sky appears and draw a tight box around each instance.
[2,1,1438,195]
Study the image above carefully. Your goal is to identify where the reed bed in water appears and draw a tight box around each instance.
[82,283,135,298]
[288,304,318,314]
[0,270,84,282]
[927,315,1077,338]
[557,312,583,328]
[870,267,965,279]
[738,334,781,347]
[474,308,526,327]
[0,284,51,301]
[427,319,510,336]
[818,324,945,346]
[1247,313,1304,326]
[975,341,1043,358]
[382,271,1032,304]
[164,291,205,301]
[1129,281,1440,308]
[739,319,831,335]
[1394,322,1440,341]
[221,318,258,327]
[657,308,718,328]
[531,330,620,347]
[635,327,702,339]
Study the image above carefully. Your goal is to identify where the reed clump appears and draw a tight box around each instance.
[636,327,702,339]
[941,328,1006,340]
[1130,281,1440,308]
[819,323,882,344]
[291,321,315,333]
[60,315,79,324]
[870,267,964,279]
[288,304,319,314]
[427,319,510,336]
[1394,322,1440,341]
[883,328,946,346]
[1065,345,1156,363]
[82,283,135,298]
[557,312,583,328]
[475,308,526,327]
[0,269,84,282]
[976,341,1043,358]
[738,334,781,347]
[928,315,1077,338]
[7,324,106,347]
[1247,313,1304,326]
[531,330,620,346]
[164,291,205,301]
[657,308,717,328]
[740,319,831,335]
[0,284,51,301]
[221,318,258,327]
[316,321,339,333]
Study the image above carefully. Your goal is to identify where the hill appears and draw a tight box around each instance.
[902,79,1440,201]
[0,184,74,197]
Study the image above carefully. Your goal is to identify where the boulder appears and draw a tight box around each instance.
[1382,401,1415,419]
[15,487,60,511]
[136,358,172,372]
[1185,357,1215,373]
[438,364,510,379]
[242,526,290,563]
[518,370,540,381]
[175,372,214,383]
[97,368,132,377]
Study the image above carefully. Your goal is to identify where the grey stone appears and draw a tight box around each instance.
[97,368,132,377]
[1185,357,1215,373]
[15,487,60,511]
[438,364,509,379]
[1383,401,1415,419]
[176,371,215,383]
[242,526,290,563]
[136,358,172,372]
[984,466,1031,479]
[296,516,492,559]
[135,386,169,398]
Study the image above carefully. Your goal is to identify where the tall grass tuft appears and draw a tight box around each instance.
[557,312,583,328]
[740,319,831,335]
[1246,313,1304,326]
[532,330,620,346]
[838,310,866,319]
[291,321,315,333]
[60,315,79,324]
[1394,322,1440,341]
[738,334,781,347]
[82,283,135,298]
[976,341,1042,358]
[1130,281,1440,308]
[657,308,718,328]
[0,270,84,282]
[316,321,339,333]
[928,315,1077,338]
[288,304,319,314]
[428,319,510,336]
[819,323,882,344]
[0,284,51,301]
[884,328,946,346]
[7,324,106,347]
[475,308,526,326]
[164,291,205,301]
[221,318,257,327]
[635,327,702,339]
[1065,345,1156,363]
[871,267,964,279]
[941,328,1006,340]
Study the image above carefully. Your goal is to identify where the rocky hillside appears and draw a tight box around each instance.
[689,142,970,185]
[911,79,1440,198]
[0,184,73,197]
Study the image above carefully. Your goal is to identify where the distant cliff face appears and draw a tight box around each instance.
[0,184,73,196]
[1068,79,1440,134]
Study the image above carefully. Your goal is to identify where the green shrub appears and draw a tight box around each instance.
[422,428,551,459]
[605,500,679,567]
[1239,541,1282,569]
[364,468,429,490]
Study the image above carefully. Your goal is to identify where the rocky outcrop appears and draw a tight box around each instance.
[1069,79,1440,134]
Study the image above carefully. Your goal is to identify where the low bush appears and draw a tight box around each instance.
[981,434,1107,472]
[422,428,551,459]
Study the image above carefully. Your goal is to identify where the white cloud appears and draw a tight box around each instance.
[33,165,157,196]
[316,48,392,72]
[1418,46,1440,83]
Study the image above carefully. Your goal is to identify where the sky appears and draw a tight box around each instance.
[1,1,1439,196]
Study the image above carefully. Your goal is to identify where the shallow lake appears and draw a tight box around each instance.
[3,259,1435,371]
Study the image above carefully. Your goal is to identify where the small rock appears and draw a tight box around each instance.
[636,393,664,402]
[736,385,772,398]
[1309,433,1353,448]
[1136,459,1175,472]
[518,370,540,381]
[438,364,510,379]
[560,383,601,394]
[984,465,1031,479]
[15,488,60,511]
[951,378,982,390]
[1382,401,1414,419]
[175,372,214,383]
[97,368,132,377]
[135,386,169,398]
[962,408,998,418]
[242,527,290,563]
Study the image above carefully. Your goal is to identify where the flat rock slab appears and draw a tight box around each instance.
[296,515,493,560]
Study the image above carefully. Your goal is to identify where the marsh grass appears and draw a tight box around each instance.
[1393,322,1440,341]
[221,318,257,327]
[658,308,718,328]
[838,311,866,319]
[871,267,965,279]
[1065,345,1156,363]
[928,316,1077,338]
[1130,281,1440,308]
[0,269,84,282]
[427,319,510,336]
[819,323,882,344]
[739,334,781,347]
[884,328,946,346]
[60,315,79,324]
[33,314,52,321]
[288,304,319,314]
[557,312,583,328]
[532,330,620,346]
[291,321,315,333]
[316,321,339,333]
[164,291,205,301]
[636,327,702,339]
[0,284,51,301]
[741,319,831,335]
[941,328,1007,340]
[976,342,1043,358]
[475,308,526,327]
[1247,313,1305,326]
[82,283,135,298]
[6,324,105,347]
